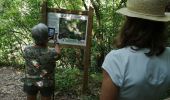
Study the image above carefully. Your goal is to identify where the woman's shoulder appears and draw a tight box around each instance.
[24,45,34,52]
[165,47,170,51]
[105,47,130,63]
[108,47,130,56]
[24,45,34,49]
[164,47,170,54]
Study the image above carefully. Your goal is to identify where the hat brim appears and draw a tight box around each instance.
[116,8,170,22]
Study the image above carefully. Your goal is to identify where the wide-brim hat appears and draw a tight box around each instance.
[116,0,170,22]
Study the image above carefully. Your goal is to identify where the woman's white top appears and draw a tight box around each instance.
[102,47,170,100]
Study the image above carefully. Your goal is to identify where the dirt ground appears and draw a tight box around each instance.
[0,67,78,100]
[0,67,170,100]
[0,67,91,100]
[0,67,26,100]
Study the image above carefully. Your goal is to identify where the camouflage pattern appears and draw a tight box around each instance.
[23,46,60,87]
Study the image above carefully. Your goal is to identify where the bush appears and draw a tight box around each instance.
[55,67,81,93]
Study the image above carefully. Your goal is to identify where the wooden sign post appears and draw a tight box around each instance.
[41,2,93,93]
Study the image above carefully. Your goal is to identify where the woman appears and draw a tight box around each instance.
[100,0,170,100]
[23,23,60,100]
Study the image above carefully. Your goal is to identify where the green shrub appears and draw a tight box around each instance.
[55,67,81,93]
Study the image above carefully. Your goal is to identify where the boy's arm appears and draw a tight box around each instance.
[55,43,60,55]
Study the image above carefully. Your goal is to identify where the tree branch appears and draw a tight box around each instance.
[82,0,88,10]
[90,0,101,26]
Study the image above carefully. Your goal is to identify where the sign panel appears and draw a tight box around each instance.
[48,12,88,46]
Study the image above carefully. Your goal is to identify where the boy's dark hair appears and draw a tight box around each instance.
[115,17,167,56]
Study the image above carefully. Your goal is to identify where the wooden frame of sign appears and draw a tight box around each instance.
[41,2,93,93]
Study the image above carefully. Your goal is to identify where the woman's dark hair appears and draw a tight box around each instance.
[115,17,168,56]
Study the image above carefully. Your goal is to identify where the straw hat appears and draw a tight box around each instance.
[116,0,170,22]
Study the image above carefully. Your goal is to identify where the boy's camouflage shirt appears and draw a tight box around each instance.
[23,46,60,87]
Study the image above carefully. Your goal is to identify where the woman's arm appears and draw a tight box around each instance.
[100,69,119,100]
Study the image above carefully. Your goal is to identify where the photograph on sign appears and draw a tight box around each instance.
[48,12,88,46]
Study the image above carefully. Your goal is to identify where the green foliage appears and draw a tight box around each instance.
[0,0,41,65]
[0,0,126,70]
[55,67,102,99]
[55,67,81,92]
[48,0,84,10]
[91,0,124,71]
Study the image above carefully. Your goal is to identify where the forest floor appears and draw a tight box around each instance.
[1,66,170,100]
[0,67,101,100]
[0,67,26,100]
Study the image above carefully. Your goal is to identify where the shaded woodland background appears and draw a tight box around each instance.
[0,0,126,68]
[0,0,170,99]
